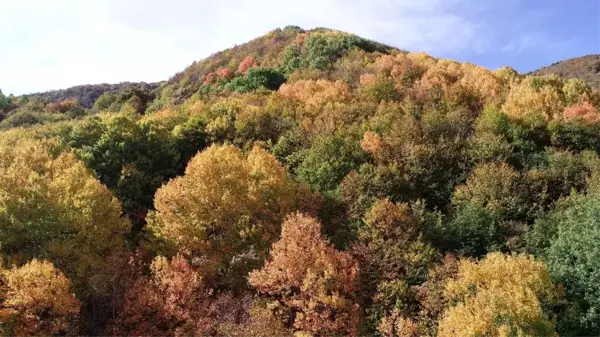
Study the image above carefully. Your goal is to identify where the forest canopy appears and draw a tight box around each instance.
[0,26,599,336]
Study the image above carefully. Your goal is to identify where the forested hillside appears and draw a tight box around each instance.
[530,54,600,89]
[22,82,161,108]
[0,26,599,336]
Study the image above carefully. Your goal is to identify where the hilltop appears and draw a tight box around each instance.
[530,54,600,89]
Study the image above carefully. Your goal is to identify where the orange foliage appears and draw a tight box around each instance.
[378,309,419,337]
[203,67,234,84]
[148,145,319,285]
[248,213,360,336]
[114,255,209,337]
[563,101,600,124]
[361,131,384,156]
[278,79,351,107]
[0,259,80,337]
[237,56,257,74]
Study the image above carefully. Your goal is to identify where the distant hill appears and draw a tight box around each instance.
[529,54,600,89]
[22,82,161,108]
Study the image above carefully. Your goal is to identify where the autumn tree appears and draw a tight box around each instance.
[437,253,558,337]
[0,259,80,337]
[114,255,207,337]
[237,56,257,74]
[502,75,565,121]
[248,213,360,337]
[148,145,319,289]
[352,199,438,332]
[0,135,129,302]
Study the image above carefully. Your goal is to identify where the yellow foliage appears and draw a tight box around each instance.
[149,145,317,279]
[278,79,351,108]
[0,135,129,298]
[0,259,80,336]
[438,253,557,337]
[502,76,566,121]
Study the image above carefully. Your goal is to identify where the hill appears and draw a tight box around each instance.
[22,81,161,109]
[162,26,397,103]
[1,26,600,337]
[529,54,600,89]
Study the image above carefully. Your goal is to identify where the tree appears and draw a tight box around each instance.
[148,145,319,289]
[352,199,438,332]
[114,255,206,337]
[502,75,565,121]
[437,253,558,337]
[225,67,286,92]
[0,135,129,301]
[0,259,80,337]
[237,56,257,74]
[0,89,10,112]
[248,213,360,337]
[532,191,600,335]
[453,162,527,220]
[296,134,367,192]
[62,114,181,226]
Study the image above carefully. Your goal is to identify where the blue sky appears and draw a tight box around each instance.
[1,0,598,95]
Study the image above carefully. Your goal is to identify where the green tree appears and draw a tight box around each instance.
[532,191,600,335]
[296,134,367,193]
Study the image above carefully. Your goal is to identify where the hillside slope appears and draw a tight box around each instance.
[23,81,160,108]
[529,54,600,89]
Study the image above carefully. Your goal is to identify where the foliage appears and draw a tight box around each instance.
[224,67,286,92]
[249,213,360,337]
[530,54,600,90]
[296,133,367,192]
[532,191,600,335]
[0,26,598,335]
[0,259,80,337]
[438,253,558,337]
[0,135,129,300]
[352,199,438,332]
[148,145,319,289]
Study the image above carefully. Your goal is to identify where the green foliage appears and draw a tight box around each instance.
[305,32,380,70]
[532,192,600,335]
[59,114,185,226]
[444,203,505,257]
[0,89,9,112]
[225,67,286,92]
[296,134,368,192]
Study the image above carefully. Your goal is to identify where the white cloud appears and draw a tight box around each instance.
[0,0,565,95]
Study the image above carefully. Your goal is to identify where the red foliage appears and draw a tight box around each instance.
[563,101,600,124]
[203,67,234,84]
[237,56,257,74]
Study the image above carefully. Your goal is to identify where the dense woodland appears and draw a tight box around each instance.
[1,26,600,336]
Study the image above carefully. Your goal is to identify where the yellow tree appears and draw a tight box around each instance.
[502,75,565,121]
[0,259,80,336]
[0,135,129,300]
[148,144,319,288]
[248,213,360,337]
[437,253,558,337]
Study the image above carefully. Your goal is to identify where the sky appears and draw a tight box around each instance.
[1,0,599,95]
